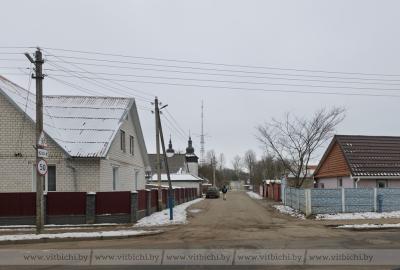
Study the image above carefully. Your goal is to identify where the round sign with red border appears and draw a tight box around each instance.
[37,159,48,176]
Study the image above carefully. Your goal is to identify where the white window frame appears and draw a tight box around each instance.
[129,135,134,155]
[120,129,126,152]
[134,169,139,191]
[32,164,56,192]
[112,166,119,191]
[337,177,343,188]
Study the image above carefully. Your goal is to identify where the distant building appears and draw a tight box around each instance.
[314,135,400,188]
[148,137,199,176]
[0,75,150,192]
[285,165,316,188]
[148,137,206,194]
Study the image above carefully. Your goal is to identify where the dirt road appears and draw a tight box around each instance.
[6,191,400,250]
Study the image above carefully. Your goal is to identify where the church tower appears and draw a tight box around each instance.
[185,136,199,176]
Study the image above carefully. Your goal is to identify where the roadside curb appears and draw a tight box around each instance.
[0,230,163,246]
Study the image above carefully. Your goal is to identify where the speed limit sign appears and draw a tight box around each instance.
[37,159,48,176]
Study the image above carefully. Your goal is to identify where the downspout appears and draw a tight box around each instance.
[352,175,361,188]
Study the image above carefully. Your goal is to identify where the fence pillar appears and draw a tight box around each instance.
[86,192,96,224]
[341,188,345,213]
[43,193,47,225]
[146,190,151,216]
[130,191,138,223]
[305,189,312,217]
[296,189,300,211]
[373,188,377,212]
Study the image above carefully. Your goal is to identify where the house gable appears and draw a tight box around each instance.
[314,141,351,179]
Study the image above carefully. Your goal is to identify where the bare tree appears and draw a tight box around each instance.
[206,150,218,186]
[256,107,345,187]
[218,153,225,171]
[231,155,243,180]
[243,150,257,188]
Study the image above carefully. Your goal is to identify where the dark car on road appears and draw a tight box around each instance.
[205,187,220,199]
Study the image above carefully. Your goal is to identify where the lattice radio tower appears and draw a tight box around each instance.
[200,101,206,165]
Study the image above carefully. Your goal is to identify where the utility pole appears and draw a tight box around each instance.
[154,97,163,210]
[25,48,45,234]
[212,160,216,187]
[157,105,174,220]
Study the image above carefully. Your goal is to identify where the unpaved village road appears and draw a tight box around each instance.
[5,191,400,250]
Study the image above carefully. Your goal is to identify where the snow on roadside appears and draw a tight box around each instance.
[188,209,202,213]
[0,229,160,242]
[316,211,400,220]
[273,205,305,220]
[246,191,263,200]
[337,223,400,229]
[134,198,204,227]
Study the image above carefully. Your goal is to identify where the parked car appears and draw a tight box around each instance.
[205,187,220,198]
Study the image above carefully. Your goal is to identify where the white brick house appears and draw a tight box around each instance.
[0,75,151,192]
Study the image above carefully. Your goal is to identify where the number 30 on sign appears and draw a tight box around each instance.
[37,159,48,176]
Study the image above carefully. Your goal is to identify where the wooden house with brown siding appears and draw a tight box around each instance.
[314,135,400,189]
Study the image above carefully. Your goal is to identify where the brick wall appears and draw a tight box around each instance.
[99,108,147,191]
[0,93,147,192]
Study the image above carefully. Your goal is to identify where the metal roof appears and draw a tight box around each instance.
[319,135,400,177]
[0,75,134,158]
[149,173,204,182]
[148,153,187,174]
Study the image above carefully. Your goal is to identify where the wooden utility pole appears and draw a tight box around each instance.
[25,48,45,234]
[157,109,174,220]
[155,97,163,210]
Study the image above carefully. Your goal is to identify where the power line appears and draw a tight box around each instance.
[41,67,400,87]
[44,52,155,98]
[44,72,400,92]
[47,75,153,110]
[45,61,153,102]
[164,109,188,138]
[43,58,400,83]
[42,47,400,77]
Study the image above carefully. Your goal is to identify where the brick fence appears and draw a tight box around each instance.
[0,187,198,225]
[284,187,400,217]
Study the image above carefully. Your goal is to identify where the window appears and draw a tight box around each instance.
[112,167,119,191]
[32,165,56,192]
[120,130,126,152]
[377,180,388,188]
[134,170,139,190]
[47,166,56,191]
[129,135,134,155]
[337,177,343,188]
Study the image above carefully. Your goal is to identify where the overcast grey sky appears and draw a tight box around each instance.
[2,0,400,167]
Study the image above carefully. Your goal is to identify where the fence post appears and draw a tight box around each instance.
[297,189,300,211]
[43,193,47,225]
[86,192,96,224]
[373,187,377,212]
[130,191,138,223]
[146,189,151,216]
[305,189,312,217]
[341,188,345,213]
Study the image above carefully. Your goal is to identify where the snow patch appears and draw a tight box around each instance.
[273,205,305,219]
[337,223,400,229]
[316,211,400,220]
[188,209,202,213]
[0,229,160,242]
[134,198,204,227]
[246,191,263,200]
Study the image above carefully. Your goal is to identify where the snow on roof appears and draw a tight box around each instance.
[0,75,132,157]
[149,173,204,182]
